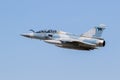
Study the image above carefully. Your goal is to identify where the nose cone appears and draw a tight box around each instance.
[21,33,34,38]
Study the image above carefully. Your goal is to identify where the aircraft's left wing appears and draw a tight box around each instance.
[60,39,96,49]
[69,41,96,47]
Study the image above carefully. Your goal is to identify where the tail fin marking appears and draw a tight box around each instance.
[81,24,106,38]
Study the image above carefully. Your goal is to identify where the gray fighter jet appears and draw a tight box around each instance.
[21,24,106,50]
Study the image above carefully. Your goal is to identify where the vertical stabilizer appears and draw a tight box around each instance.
[81,24,106,38]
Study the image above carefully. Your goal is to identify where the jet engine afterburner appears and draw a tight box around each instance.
[97,39,105,47]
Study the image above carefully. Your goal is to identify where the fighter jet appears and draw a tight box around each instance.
[21,24,106,50]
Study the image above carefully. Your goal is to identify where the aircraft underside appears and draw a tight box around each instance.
[56,43,96,50]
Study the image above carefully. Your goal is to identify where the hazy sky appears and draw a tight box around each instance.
[0,0,120,80]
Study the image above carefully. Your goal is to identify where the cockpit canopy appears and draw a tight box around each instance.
[35,29,57,33]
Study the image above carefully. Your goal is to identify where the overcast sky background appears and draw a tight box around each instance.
[0,0,120,80]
